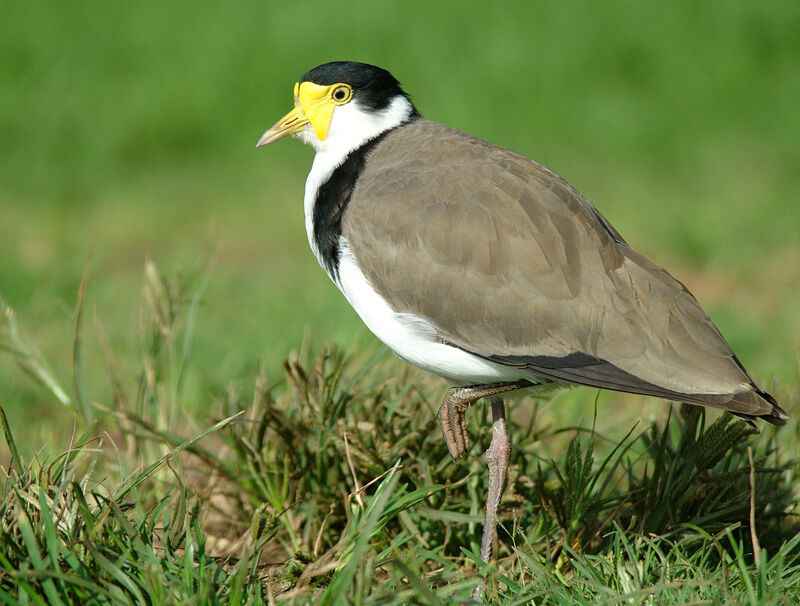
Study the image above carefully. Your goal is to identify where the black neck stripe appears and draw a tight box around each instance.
[313,123,408,281]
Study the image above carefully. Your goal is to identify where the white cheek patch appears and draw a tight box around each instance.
[310,96,414,155]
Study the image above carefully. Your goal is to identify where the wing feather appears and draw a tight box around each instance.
[341,119,785,421]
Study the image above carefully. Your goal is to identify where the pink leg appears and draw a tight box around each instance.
[473,397,510,600]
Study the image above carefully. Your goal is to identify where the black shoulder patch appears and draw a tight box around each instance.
[312,131,390,281]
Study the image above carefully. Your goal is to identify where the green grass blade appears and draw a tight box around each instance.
[320,464,401,605]
[0,405,24,476]
[113,411,243,499]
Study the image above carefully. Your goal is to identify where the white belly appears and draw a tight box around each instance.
[335,241,531,386]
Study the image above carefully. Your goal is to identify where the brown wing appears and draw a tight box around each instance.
[341,119,786,422]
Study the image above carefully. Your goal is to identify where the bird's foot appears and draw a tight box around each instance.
[437,397,470,459]
[437,382,528,461]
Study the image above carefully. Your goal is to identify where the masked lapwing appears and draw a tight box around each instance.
[257,61,787,579]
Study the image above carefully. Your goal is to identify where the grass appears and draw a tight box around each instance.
[2,1,799,603]
[1,262,799,603]
[1,1,799,439]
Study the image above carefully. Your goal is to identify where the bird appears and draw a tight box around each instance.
[256,60,787,588]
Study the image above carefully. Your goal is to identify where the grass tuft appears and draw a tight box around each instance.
[0,261,798,603]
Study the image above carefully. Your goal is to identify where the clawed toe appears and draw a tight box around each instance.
[438,400,469,459]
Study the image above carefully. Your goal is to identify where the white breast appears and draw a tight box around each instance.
[303,153,333,266]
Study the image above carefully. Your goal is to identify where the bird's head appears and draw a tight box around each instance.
[256,62,418,154]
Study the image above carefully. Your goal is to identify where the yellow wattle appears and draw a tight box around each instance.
[297,81,337,141]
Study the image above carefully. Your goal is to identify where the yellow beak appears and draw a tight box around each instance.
[256,82,340,147]
[255,104,308,147]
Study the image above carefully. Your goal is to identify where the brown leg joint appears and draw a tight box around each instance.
[436,381,527,460]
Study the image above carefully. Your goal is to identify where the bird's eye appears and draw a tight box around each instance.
[331,85,352,103]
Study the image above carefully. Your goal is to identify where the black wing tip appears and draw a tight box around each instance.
[476,349,791,426]
[738,388,789,427]
[756,388,789,426]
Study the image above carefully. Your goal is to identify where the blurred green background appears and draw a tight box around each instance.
[1,1,798,443]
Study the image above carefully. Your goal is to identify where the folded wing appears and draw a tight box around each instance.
[342,120,786,423]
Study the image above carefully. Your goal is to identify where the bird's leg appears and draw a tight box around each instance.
[436,381,527,460]
[473,396,511,601]
[479,396,510,562]
[436,382,525,600]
